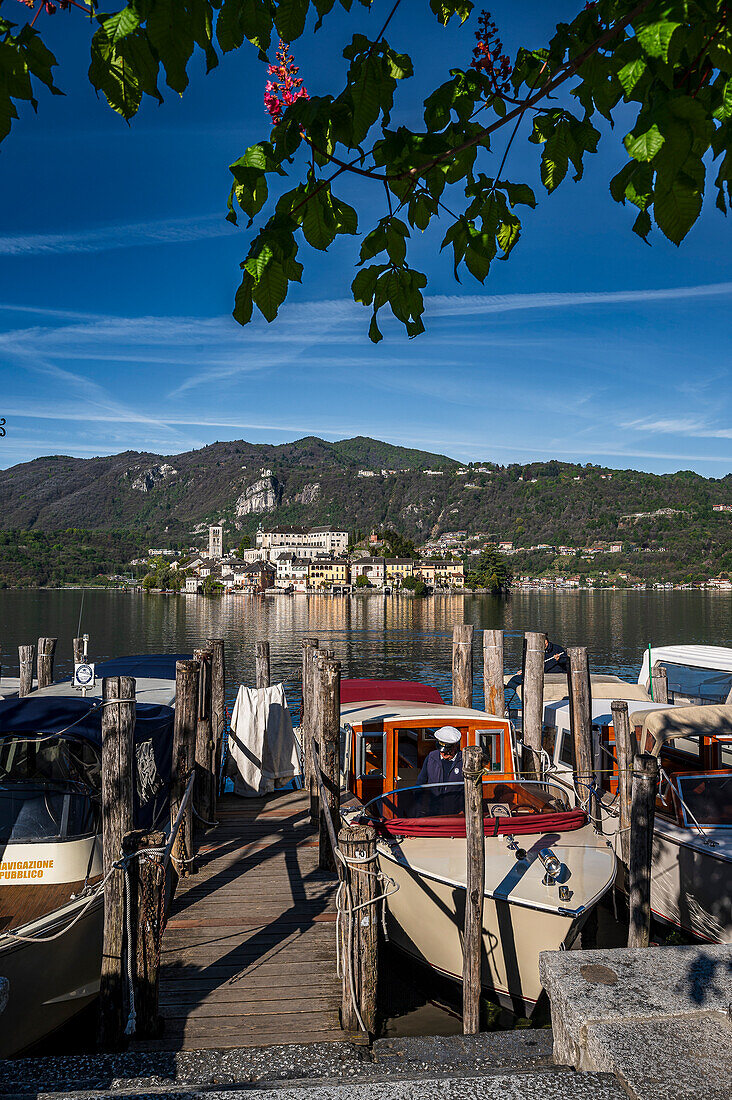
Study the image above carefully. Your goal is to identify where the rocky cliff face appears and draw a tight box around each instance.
[235,474,282,522]
[128,463,178,492]
[292,482,320,505]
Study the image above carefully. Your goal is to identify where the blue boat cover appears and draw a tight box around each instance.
[0,695,175,829]
[95,654,191,681]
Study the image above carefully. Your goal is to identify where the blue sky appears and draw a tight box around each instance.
[1,1,730,475]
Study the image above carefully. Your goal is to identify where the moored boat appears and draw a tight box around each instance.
[338,679,616,1015]
[0,654,184,1057]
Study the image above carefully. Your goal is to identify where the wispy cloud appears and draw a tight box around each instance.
[0,214,235,257]
[427,282,732,317]
[622,416,732,440]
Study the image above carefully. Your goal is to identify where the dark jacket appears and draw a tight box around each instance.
[544,640,569,674]
[417,748,464,789]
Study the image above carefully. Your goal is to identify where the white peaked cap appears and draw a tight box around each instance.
[435,726,461,745]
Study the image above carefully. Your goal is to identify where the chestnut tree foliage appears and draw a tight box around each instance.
[2,1,732,340]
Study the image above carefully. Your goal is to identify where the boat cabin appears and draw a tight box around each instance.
[597,704,732,831]
[340,679,519,805]
[639,646,732,706]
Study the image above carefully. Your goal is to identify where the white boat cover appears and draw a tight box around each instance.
[629,704,732,746]
[227,683,300,797]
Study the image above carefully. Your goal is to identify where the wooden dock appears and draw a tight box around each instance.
[135,789,350,1051]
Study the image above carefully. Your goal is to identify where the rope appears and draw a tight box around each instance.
[333,847,399,1033]
[193,804,220,828]
[123,861,136,1036]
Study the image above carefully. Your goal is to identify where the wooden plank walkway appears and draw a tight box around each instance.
[135,789,350,1051]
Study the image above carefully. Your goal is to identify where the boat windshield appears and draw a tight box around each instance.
[0,735,100,843]
[364,779,571,821]
[675,774,732,828]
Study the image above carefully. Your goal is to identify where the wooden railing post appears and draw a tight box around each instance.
[611,699,636,870]
[651,662,669,704]
[483,629,505,716]
[567,646,600,831]
[256,640,271,689]
[462,744,485,1035]
[301,638,319,827]
[522,631,545,781]
[121,828,166,1038]
[171,660,199,877]
[338,822,378,1034]
[317,656,341,873]
[628,753,659,948]
[452,624,473,708]
[37,636,57,689]
[206,637,225,806]
[18,645,34,697]
[193,647,214,828]
[98,675,136,1048]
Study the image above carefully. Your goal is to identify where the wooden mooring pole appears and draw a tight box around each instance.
[483,629,505,717]
[452,624,474,708]
[255,640,271,689]
[611,699,637,871]
[522,631,545,781]
[37,636,57,689]
[568,646,600,830]
[301,638,320,827]
[170,660,199,877]
[651,663,669,704]
[73,636,85,664]
[338,822,379,1034]
[193,647,214,828]
[462,744,485,1035]
[206,637,225,806]
[18,645,34,697]
[98,675,136,1048]
[121,828,166,1038]
[317,655,341,873]
[628,753,659,948]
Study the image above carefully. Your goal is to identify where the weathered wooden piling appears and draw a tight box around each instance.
[193,647,214,827]
[628,753,659,948]
[338,821,379,1034]
[651,662,669,704]
[568,646,599,830]
[483,629,505,717]
[73,636,85,664]
[98,675,136,1048]
[206,637,225,804]
[317,655,341,873]
[462,744,485,1035]
[611,699,637,869]
[255,640,271,689]
[522,631,545,781]
[121,828,166,1038]
[37,636,57,689]
[170,660,199,877]
[18,644,34,697]
[452,624,474,708]
[301,638,320,827]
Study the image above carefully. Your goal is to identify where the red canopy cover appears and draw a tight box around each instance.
[340,679,444,705]
[371,809,587,838]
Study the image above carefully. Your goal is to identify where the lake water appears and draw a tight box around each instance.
[2,589,731,710]
[2,589,729,1042]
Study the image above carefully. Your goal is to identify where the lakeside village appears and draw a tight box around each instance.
[135,522,732,595]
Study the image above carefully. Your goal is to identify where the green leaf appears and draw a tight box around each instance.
[429,0,473,25]
[352,264,380,305]
[253,259,288,320]
[244,242,274,279]
[368,314,383,343]
[101,8,142,44]
[147,0,194,94]
[233,270,254,325]
[617,57,647,97]
[302,189,337,250]
[635,21,680,62]
[274,0,309,42]
[501,181,536,208]
[654,174,703,245]
[624,124,665,162]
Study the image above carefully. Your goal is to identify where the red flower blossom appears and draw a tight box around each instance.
[264,39,309,125]
[471,10,512,96]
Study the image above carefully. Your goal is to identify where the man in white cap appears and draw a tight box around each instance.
[417,726,464,793]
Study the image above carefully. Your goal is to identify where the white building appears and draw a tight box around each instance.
[208,525,223,559]
[351,557,386,587]
[256,525,348,556]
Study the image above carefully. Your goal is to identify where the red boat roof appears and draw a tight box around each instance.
[340,679,445,705]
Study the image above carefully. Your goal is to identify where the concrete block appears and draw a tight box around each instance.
[584,1011,732,1100]
[372,1032,554,1073]
[539,943,732,1070]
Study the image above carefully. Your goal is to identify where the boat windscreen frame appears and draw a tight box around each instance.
[362,777,573,818]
